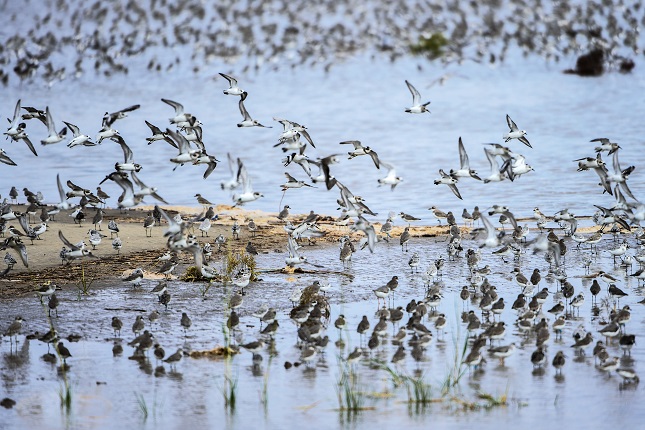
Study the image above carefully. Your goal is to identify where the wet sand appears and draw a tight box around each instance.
[1,204,461,298]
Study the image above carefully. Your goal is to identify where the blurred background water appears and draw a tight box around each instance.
[1,0,644,222]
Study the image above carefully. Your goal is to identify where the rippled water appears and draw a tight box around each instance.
[1,235,644,429]
[2,2,645,428]
[2,54,645,222]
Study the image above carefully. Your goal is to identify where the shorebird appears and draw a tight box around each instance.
[404,80,431,113]
[219,72,247,97]
[237,93,270,128]
[503,114,531,147]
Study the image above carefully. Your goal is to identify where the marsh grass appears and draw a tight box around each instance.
[441,326,469,395]
[224,250,258,282]
[450,389,509,411]
[372,359,406,388]
[221,375,238,411]
[197,280,214,298]
[75,261,95,299]
[39,293,73,414]
[335,362,368,412]
[406,374,433,404]
[58,383,72,413]
[134,392,148,421]
[260,354,272,412]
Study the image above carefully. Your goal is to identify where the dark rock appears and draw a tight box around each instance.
[1,398,16,409]
[564,49,604,76]
[619,58,635,73]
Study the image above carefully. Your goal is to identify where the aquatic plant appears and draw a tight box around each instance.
[58,384,72,413]
[134,392,148,421]
[406,374,433,405]
[224,250,258,282]
[451,389,509,411]
[38,292,73,414]
[372,359,406,388]
[260,354,272,413]
[409,33,448,59]
[75,261,95,298]
[335,362,367,412]
[221,375,238,411]
[441,324,469,395]
[197,280,215,298]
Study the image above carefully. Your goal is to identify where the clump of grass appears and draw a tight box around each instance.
[406,374,433,405]
[75,261,95,299]
[260,354,272,413]
[58,384,72,412]
[477,391,508,409]
[409,33,448,59]
[224,250,258,282]
[180,266,223,284]
[371,359,406,388]
[38,289,73,414]
[134,392,148,421]
[336,363,366,412]
[441,330,469,395]
[221,375,238,411]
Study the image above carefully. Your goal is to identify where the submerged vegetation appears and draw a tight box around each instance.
[409,33,449,60]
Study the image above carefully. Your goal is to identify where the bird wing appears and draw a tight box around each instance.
[219,72,237,87]
[238,98,252,121]
[506,114,518,132]
[8,99,20,127]
[458,136,469,169]
[161,98,184,115]
[58,230,80,251]
[340,140,362,149]
[62,121,80,136]
[405,80,421,105]
[112,135,133,163]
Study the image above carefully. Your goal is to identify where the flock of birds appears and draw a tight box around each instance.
[1,69,645,416]
[1,0,641,86]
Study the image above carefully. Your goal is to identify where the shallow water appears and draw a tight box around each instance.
[1,231,644,429]
[2,0,645,428]
[2,54,645,222]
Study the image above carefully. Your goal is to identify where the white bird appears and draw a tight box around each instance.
[55,174,71,210]
[112,135,142,172]
[450,137,481,180]
[232,162,263,205]
[289,286,302,306]
[377,160,403,190]
[166,128,201,169]
[0,148,17,166]
[7,122,38,156]
[64,121,95,148]
[58,230,94,261]
[237,94,270,128]
[112,237,122,254]
[101,172,143,209]
[285,234,307,267]
[4,99,22,138]
[434,169,462,200]
[404,80,431,114]
[131,172,168,204]
[340,140,380,168]
[281,172,314,191]
[40,106,67,145]
[503,114,531,148]
[161,98,197,128]
[219,72,247,97]
[483,147,507,183]
[221,153,243,191]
